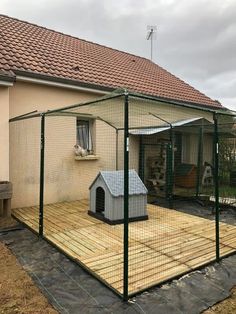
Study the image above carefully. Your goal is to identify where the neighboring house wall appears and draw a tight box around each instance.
[0,86,10,181]
[203,134,213,164]
[182,133,213,165]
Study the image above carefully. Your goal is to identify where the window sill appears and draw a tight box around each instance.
[75,155,100,161]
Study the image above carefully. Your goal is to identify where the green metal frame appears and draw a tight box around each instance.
[123,92,129,301]
[8,89,236,300]
[138,136,145,182]
[213,113,220,261]
[44,92,124,115]
[167,128,174,209]
[128,91,235,116]
[116,129,119,170]
[196,125,203,198]
[9,110,39,122]
[165,142,173,208]
[39,113,45,237]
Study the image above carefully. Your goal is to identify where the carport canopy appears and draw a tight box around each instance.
[129,117,212,135]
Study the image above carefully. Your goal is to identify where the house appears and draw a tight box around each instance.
[89,170,148,224]
[0,14,226,208]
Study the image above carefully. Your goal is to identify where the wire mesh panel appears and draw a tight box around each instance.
[9,89,236,299]
[217,114,236,258]
[172,122,218,267]
[42,94,126,297]
[141,142,168,200]
[9,116,41,231]
[126,94,227,296]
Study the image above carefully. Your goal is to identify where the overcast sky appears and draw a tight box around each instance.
[1,0,236,110]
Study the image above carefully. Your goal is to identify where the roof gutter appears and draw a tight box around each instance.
[0,80,14,87]
[0,73,14,87]
[15,71,110,95]
[10,70,235,116]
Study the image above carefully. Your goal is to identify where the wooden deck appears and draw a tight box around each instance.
[12,200,236,295]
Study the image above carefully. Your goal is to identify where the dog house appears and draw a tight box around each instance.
[89,170,148,224]
[175,163,197,188]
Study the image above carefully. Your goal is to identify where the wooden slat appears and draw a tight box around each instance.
[12,200,236,295]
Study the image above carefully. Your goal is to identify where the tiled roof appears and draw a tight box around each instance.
[0,14,221,108]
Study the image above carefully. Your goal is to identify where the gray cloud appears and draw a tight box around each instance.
[1,0,235,110]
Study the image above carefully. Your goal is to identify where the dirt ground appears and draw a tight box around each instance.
[0,241,58,314]
[203,287,236,313]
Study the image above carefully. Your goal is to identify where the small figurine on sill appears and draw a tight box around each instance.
[74,144,88,157]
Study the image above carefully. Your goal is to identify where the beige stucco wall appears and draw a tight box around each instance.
[42,117,117,206]
[9,81,118,208]
[9,81,99,117]
[8,80,216,208]
[10,117,41,207]
[0,86,10,180]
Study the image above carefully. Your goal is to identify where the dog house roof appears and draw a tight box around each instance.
[89,170,147,197]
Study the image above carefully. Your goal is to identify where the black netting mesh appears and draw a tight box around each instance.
[10,116,40,231]
[217,114,236,257]
[43,95,126,295]
[127,96,217,294]
[9,91,236,298]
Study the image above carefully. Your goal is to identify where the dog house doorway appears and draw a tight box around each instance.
[96,187,105,215]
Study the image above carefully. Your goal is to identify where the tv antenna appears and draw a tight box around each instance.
[146,25,157,61]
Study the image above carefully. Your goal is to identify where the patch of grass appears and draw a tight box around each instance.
[202,185,236,199]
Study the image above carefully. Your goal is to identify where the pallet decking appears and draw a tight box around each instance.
[12,200,236,295]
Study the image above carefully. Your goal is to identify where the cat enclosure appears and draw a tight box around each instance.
[9,90,236,300]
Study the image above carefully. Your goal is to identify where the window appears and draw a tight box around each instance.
[76,119,93,153]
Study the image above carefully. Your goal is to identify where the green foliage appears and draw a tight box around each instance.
[219,138,236,184]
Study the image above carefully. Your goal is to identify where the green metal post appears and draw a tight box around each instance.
[213,113,220,261]
[39,113,45,237]
[116,129,118,170]
[123,92,129,301]
[139,136,145,182]
[196,125,203,198]
[166,127,174,208]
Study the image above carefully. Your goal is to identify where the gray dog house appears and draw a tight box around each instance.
[89,170,148,224]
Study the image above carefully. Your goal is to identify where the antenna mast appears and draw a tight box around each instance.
[146,25,157,61]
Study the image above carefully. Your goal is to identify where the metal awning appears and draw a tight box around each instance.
[129,117,212,135]
[129,126,169,135]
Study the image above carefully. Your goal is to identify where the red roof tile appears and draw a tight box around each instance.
[0,14,221,108]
